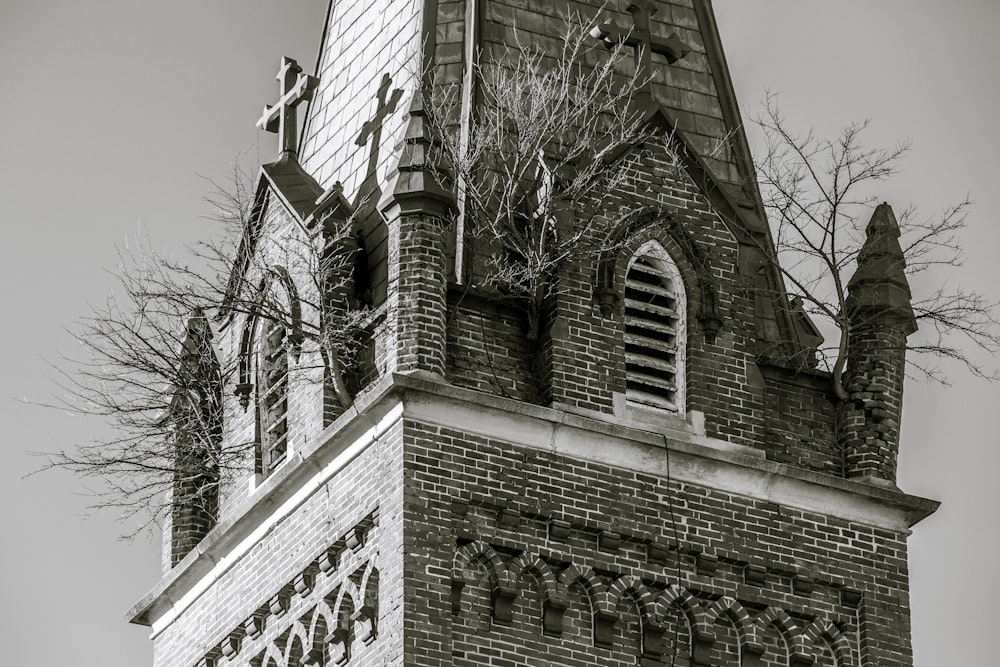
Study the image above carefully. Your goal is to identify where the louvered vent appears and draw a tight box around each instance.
[624,252,682,411]
[258,321,289,473]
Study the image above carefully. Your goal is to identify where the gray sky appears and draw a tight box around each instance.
[2,2,996,665]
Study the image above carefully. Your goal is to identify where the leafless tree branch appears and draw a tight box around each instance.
[36,161,367,535]
[753,93,998,396]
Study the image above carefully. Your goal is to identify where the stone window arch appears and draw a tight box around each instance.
[594,208,722,345]
[623,239,687,414]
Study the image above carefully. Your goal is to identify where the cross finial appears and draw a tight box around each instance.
[257,56,320,158]
[590,1,692,98]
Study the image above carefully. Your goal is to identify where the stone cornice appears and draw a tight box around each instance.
[129,373,938,632]
[395,375,939,532]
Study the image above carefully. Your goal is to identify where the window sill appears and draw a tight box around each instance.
[246,444,295,494]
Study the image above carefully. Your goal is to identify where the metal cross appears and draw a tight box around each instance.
[591,1,692,96]
[257,56,320,157]
[355,73,403,147]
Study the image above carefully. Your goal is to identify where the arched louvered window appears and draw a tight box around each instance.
[624,240,686,414]
[257,318,289,474]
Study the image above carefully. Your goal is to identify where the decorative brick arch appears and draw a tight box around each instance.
[353,565,379,644]
[280,622,309,667]
[606,575,659,624]
[325,584,357,666]
[301,606,329,667]
[698,596,756,652]
[582,570,631,649]
[801,617,854,666]
[607,575,669,658]
[554,562,587,590]
[507,552,560,604]
[557,565,609,612]
[594,207,723,342]
[444,544,858,666]
[654,583,701,631]
[358,563,379,609]
[258,642,283,667]
[307,600,335,644]
[454,542,516,592]
[193,520,379,667]
[453,542,519,623]
[330,579,360,620]
[753,606,806,659]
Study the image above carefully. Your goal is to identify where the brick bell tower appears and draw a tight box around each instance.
[129,2,939,667]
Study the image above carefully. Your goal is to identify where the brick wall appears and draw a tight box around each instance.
[762,365,841,476]
[144,4,930,667]
[294,0,848,480]
[431,122,847,482]
[402,414,915,667]
[153,418,405,667]
[446,287,540,403]
[840,327,909,482]
[169,480,216,568]
[443,138,770,450]
[292,0,856,478]
[145,382,926,667]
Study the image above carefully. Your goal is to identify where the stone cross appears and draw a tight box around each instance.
[257,56,320,157]
[355,73,403,147]
[590,1,692,96]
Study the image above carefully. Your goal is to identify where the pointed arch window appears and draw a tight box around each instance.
[236,267,303,480]
[624,240,686,414]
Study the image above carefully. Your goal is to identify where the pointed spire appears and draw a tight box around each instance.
[846,203,918,335]
[379,92,454,217]
[180,307,213,366]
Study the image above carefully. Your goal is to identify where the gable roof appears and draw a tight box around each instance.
[619,0,766,222]
[259,155,325,222]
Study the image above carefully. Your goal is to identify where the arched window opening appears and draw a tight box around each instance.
[624,240,686,414]
[257,317,289,474]
[236,267,300,479]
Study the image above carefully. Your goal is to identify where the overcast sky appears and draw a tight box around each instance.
[2,2,997,665]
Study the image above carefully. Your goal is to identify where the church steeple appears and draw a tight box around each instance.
[128,6,938,667]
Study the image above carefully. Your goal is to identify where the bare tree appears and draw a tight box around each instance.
[40,164,365,534]
[753,94,999,397]
[429,11,678,342]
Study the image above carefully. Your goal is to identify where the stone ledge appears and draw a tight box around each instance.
[758,361,836,395]
[393,373,939,532]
